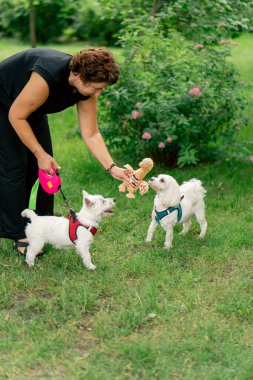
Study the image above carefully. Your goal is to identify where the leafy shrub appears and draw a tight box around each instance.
[97,0,253,45]
[100,17,247,166]
[163,0,253,44]
[65,1,119,45]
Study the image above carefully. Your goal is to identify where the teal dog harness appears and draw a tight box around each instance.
[155,196,184,224]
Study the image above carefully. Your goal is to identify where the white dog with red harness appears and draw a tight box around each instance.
[21,190,115,269]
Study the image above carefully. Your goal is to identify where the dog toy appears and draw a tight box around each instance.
[118,157,154,199]
[38,167,62,194]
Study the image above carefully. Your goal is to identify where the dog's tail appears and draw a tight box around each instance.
[191,179,206,198]
[181,178,207,198]
[21,209,37,220]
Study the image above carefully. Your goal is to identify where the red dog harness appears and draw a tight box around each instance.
[69,215,97,245]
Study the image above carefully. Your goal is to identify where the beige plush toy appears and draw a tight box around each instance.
[118,158,154,198]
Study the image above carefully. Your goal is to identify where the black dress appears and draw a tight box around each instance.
[0,48,89,240]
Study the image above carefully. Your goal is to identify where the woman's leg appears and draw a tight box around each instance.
[0,111,54,243]
[0,108,27,240]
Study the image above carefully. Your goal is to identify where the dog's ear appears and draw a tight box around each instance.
[84,197,93,207]
[82,190,89,198]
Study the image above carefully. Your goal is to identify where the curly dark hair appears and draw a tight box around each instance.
[69,47,120,85]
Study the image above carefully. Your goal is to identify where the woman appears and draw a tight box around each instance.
[0,47,130,255]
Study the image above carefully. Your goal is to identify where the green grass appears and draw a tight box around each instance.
[228,33,253,143]
[0,38,253,379]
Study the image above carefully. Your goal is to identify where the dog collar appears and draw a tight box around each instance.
[69,215,97,245]
[155,196,184,224]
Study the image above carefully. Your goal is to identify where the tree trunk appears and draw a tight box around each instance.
[29,0,36,48]
[151,0,163,16]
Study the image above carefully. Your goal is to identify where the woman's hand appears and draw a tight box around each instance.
[110,166,140,188]
[36,149,61,174]
[110,166,132,182]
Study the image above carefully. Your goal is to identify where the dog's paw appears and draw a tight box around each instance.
[86,263,97,270]
[26,257,35,267]
[198,234,206,239]
[164,244,172,249]
[146,238,152,243]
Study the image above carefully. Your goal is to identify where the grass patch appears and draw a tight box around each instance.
[0,38,253,379]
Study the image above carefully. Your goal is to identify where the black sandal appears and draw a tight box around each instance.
[13,240,29,257]
[13,240,45,259]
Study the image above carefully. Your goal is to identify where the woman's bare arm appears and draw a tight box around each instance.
[8,72,60,173]
[77,96,131,182]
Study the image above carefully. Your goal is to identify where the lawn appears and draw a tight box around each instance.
[0,37,253,379]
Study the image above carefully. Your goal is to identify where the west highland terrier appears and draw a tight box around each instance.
[146,175,207,248]
[22,190,115,269]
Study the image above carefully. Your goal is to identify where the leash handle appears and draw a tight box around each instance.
[38,167,61,194]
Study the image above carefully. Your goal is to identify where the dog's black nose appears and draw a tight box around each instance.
[113,198,116,203]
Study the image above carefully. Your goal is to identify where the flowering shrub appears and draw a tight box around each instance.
[100,17,247,166]
[163,0,253,44]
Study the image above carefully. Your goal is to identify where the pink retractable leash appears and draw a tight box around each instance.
[38,167,62,194]
[29,167,72,211]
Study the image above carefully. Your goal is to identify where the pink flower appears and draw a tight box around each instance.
[131,110,140,119]
[167,136,173,143]
[195,44,203,49]
[104,100,111,106]
[250,156,253,162]
[240,80,245,84]
[219,39,238,46]
[189,87,202,97]
[235,126,240,131]
[219,39,231,45]
[142,132,152,140]
[158,142,166,149]
[135,102,142,107]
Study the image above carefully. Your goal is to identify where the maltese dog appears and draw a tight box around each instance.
[21,190,115,269]
[146,175,207,249]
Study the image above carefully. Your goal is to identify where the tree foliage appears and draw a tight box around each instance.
[0,0,118,44]
[0,0,76,43]
[164,0,253,43]
[98,0,253,44]
[0,0,252,44]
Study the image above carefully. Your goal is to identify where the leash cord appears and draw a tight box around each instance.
[58,187,78,220]
[59,187,71,208]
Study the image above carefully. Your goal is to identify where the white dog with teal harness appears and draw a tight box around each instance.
[146,175,207,249]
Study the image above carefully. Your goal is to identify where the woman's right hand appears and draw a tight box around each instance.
[35,149,61,174]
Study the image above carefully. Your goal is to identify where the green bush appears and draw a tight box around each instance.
[97,0,253,45]
[66,3,119,45]
[163,0,253,44]
[100,17,247,166]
